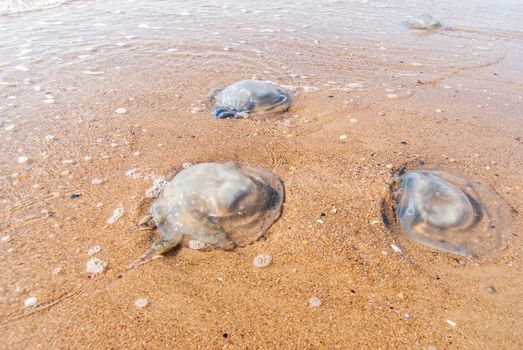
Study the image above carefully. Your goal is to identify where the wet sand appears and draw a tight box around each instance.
[1,0,522,349]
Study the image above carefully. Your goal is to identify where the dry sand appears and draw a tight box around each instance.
[0,1,522,349]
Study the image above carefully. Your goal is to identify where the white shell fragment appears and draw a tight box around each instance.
[24,297,38,308]
[91,178,105,185]
[253,253,272,268]
[17,156,29,164]
[134,298,149,308]
[86,257,107,274]
[106,203,124,225]
[210,80,290,119]
[115,107,127,114]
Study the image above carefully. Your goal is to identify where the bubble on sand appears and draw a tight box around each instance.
[125,168,142,179]
[134,298,149,308]
[86,257,107,274]
[106,203,124,225]
[145,176,168,198]
[309,296,322,307]
[24,296,38,307]
[394,169,511,259]
[188,240,207,250]
[87,245,101,256]
[253,253,272,268]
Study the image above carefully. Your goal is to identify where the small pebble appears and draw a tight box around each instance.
[70,193,81,199]
[349,118,358,124]
[115,107,127,114]
[52,267,62,274]
[385,164,393,169]
[485,285,496,294]
[1,235,11,242]
[309,296,322,307]
[91,178,105,185]
[86,257,107,274]
[24,297,38,308]
[253,253,272,268]
[387,93,399,99]
[446,319,457,327]
[5,124,16,131]
[339,134,348,140]
[87,245,101,256]
[436,109,443,113]
[17,156,29,164]
[45,134,55,141]
[391,244,403,253]
[134,298,149,308]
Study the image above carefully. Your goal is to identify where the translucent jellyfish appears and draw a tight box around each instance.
[209,80,290,119]
[404,14,442,30]
[129,162,284,268]
[394,169,511,259]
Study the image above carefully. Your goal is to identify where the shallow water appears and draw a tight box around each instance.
[1,0,522,349]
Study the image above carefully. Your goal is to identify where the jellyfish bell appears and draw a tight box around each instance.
[209,80,290,119]
[129,162,284,268]
[393,169,511,259]
[404,14,442,30]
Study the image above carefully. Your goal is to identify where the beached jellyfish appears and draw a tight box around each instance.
[129,162,284,268]
[404,14,442,30]
[209,80,290,119]
[394,169,510,259]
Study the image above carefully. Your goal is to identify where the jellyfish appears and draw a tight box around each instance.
[405,14,442,30]
[209,80,290,119]
[394,169,510,259]
[129,162,284,268]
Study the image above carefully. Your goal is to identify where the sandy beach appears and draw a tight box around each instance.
[1,0,522,349]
